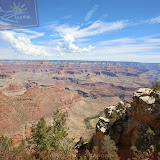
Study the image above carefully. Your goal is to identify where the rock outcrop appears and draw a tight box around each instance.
[110,88,160,149]
[91,117,110,150]
[105,101,130,118]
[80,88,160,150]
[96,117,110,133]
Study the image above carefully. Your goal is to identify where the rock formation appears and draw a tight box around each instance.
[110,88,160,149]
[79,88,160,150]
[113,88,160,149]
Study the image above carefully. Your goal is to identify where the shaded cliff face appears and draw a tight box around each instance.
[84,88,160,150]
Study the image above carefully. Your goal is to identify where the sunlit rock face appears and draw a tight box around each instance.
[104,101,130,119]
[134,88,153,97]
[96,117,110,133]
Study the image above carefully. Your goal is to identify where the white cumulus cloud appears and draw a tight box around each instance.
[56,34,94,55]
[0,30,50,57]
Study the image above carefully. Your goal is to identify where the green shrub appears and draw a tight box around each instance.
[79,150,98,160]
[129,150,154,160]
[84,111,104,130]
[130,146,137,151]
[151,83,160,92]
[144,127,155,145]
[0,136,13,150]
[101,135,118,151]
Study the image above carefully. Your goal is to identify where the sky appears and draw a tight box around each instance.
[0,0,160,63]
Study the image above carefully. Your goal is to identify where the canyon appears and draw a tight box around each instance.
[0,60,159,145]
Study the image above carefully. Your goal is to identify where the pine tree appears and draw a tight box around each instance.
[29,109,74,151]
[29,117,53,150]
[0,136,13,150]
[52,109,74,150]
[152,83,160,92]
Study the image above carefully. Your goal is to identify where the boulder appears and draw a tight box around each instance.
[96,117,110,133]
[134,88,153,97]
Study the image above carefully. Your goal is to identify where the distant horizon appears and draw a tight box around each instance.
[0,59,160,64]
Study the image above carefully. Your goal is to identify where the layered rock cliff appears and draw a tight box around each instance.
[80,88,160,150]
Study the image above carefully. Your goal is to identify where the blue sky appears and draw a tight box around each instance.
[0,0,160,62]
